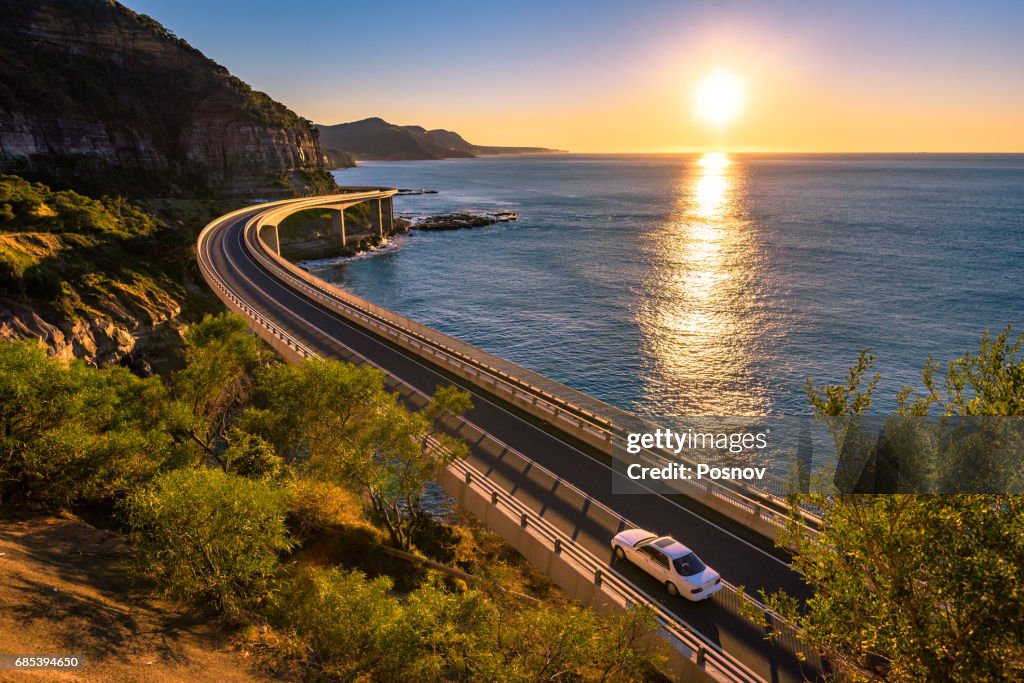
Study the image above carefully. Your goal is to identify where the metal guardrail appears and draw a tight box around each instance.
[245,199,820,535]
[448,455,763,683]
[197,204,776,682]
[196,251,315,360]
[201,197,835,680]
[252,209,615,432]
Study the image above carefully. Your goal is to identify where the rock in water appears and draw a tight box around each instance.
[409,212,518,231]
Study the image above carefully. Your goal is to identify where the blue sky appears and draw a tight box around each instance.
[123,1,1024,151]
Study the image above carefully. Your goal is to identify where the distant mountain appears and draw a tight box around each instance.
[315,118,565,162]
[0,0,341,197]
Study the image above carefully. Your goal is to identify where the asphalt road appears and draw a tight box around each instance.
[201,206,823,683]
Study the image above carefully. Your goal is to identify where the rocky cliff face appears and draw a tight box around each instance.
[0,0,336,197]
[0,1,345,369]
[0,295,182,373]
[0,174,195,372]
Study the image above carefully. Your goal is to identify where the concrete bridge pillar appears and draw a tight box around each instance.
[382,196,394,233]
[261,224,281,255]
[331,208,346,247]
[370,198,383,238]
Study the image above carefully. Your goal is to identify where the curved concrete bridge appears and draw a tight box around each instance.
[255,186,396,254]
[197,190,824,683]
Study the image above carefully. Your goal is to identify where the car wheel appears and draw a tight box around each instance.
[666,581,679,597]
[614,546,626,561]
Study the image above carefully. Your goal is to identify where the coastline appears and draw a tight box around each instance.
[298,234,408,270]
[320,153,1024,418]
[293,209,518,271]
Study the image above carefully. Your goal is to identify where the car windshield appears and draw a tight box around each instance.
[673,552,707,577]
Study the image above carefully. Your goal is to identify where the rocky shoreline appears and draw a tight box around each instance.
[407,211,518,231]
[296,209,517,270]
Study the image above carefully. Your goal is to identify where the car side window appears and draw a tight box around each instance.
[639,546,669,569]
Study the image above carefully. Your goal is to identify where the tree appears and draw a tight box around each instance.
[249,357,390,461]
[803,348,881,495]
[0,340,182,506]
[123,468,293,612]
[172,313,272,469]
[252,359,471,550]
[805,348,881,419]
[330,391,470,551]
[766,495,1024,682]
[763,328,1024,681]
[897,325,1024,417]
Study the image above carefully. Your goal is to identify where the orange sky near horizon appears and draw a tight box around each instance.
[300,33,1024,154]
[364,43,1024,154]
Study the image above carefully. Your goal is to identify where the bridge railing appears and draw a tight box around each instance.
[200,211,769,680]
[446,455,766,683]
[246,198,821,537]
[200,200,828,681]
[197,220,316,362]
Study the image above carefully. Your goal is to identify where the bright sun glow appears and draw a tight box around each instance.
[694,70,745,128]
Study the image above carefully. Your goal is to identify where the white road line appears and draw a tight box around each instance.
[218,213,795,574]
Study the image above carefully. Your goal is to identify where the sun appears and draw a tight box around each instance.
[694,70,745,128]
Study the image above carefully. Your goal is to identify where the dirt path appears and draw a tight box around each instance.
[0,512,278,682]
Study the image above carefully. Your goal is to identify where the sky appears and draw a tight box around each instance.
[124,0,1024,153]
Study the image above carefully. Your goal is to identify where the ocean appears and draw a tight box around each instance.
[312,154,1024,419]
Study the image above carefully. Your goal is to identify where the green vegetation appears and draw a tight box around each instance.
[124,468,293,611]
[269,565,663,682]
[0,175,187,339]
[0,176,158,240]
[0,314,667,681]
[0,340,183,507]
[755,326,1024,682]
[253,360,470,550]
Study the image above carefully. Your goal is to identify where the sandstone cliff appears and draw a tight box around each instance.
[0,0,342,197]
[0,294,182,373]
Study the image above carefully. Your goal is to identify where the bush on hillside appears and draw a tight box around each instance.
[0,340,183,506]
[123,468,293,611]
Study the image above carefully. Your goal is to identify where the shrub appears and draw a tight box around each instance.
[123,468,292,611]
[269,565,664,682]
[283,478,355,539]
[0,340,181,507]
[271,566,413,680]
[222,429,288,481]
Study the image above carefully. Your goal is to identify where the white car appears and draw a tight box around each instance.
[611,529,723,601]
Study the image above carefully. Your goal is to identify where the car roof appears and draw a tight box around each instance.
[651,536,692,558]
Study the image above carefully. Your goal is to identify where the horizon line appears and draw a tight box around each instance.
[367,150,1024,157]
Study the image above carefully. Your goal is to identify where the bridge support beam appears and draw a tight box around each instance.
[331,208,346,247]
[381,196,394,233]
[370,198,383,238]
[260,224,281,255]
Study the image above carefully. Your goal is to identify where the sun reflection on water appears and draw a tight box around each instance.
[637,153,771,416]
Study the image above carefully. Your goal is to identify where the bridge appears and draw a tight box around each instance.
[197,190,825,682]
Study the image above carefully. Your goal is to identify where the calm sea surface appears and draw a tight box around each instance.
[316,154,1024,418]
